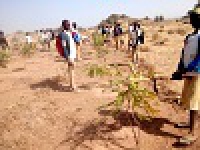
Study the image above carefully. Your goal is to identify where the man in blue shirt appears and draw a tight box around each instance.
[173,4,200,145]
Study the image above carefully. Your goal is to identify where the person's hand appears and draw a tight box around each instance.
[182,72,199,77]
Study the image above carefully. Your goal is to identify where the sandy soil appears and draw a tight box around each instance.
[1,20,200,150]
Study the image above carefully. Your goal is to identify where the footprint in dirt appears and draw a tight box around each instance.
[12,67,25,72]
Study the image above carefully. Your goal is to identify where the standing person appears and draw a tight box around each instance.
[41,30,48,50]
[0,31,8,50]
[25,32,32,45]
[128,22,144,62]
[113,22,123,50]
[46,29,55,50]
[171,4,200,145]
[105,25,110,43]
[25,32,33,50]
[59,20,77,91]
[46,30,51,50]
[38,30,43,50]
[101,25,107,38]
[107,25,113,46]
[71,22,82,61]
[97,25,102,34]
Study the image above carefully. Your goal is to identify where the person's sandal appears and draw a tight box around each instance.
[179,135,198,145]
[174,122,190,128]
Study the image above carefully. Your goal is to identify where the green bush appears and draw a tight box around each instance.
[97,63,159,120]
[21,43,36,56]
[114,71,158,119]
[92,33,105,48]
[87,64,111,78]
[0,51,10,67]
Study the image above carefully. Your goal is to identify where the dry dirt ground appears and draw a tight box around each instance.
[1,21,200,150]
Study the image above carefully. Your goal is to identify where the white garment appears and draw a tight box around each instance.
[129,26,137,42]
[42,33,48,40]
[137,29,142,37]
[129,26,133,33]
[26,36,32,43]
[47,32,52,40]
[64,31,77,62]
[183,31,199,67]
[129,26,142,36]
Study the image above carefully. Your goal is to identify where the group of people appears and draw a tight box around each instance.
[98,21,144,53]
[24,30,55,51]
[0,3,200,146]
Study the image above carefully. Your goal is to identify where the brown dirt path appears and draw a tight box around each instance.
[0,43,199,150]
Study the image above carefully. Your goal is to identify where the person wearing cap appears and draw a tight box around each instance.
[172,4,200,145]
[60,20,77,91]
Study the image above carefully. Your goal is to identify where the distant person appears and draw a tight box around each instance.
[41,31,48,50]
[38,30,44,50]
[113,22,123,50]
[171,4,200,145]
[50,30,55,41]
[47,30,55,50]
[25,32,32,44]
[104,25,111,43]
[81,34,90,44]
[0,31,8,50]
[128,22,144,62]
[58,20,77,91]
[101,25,107,37]
[107,25,113,45]
[72,22,82,61]
[97,25,102,34]
[129,22,144,49]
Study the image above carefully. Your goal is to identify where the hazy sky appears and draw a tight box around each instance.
[0,0,197,34]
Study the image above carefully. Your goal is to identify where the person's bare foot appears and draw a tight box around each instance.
[178,134,198,145]
[70,86,80,92]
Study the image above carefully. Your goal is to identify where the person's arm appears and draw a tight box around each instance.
[171,37,188,80]
[61,33,68,57]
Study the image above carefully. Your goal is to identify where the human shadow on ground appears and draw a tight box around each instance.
[30,77,72,92]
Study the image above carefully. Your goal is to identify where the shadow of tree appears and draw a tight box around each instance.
[58,109,181,150]
[99,109,181,139]
[58,116,137,150]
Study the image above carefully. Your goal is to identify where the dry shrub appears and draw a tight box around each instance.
[139,45,150,52]
[154,40,166,46]
[153,36,168,46]
[158,29,164,33]
[167,30,175,35]
[151,33,160,42]
[176,28,187,36]
[0,50,10,67]
[21,43,36,56]
[160,25,164,29]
